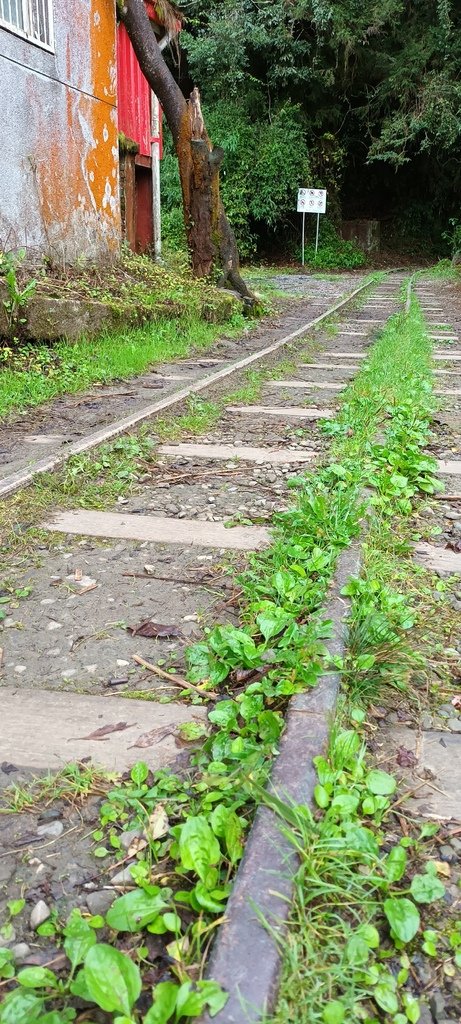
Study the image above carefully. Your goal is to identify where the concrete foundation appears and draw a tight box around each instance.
[342,219,380,253]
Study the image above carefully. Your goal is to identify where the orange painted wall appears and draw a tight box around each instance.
[0,0,121,261]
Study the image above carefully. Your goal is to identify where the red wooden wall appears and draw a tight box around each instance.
[116,23,152,157]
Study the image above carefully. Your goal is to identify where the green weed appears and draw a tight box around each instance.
[269,724,450,1024]
[0,762,112,814]
[2,282,451,1024]
[0,314,246,421]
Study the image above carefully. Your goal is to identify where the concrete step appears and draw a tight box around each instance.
[0,688,207,773]
[267,380,342,391]
[226,405,334,419]
[44,510,270,550]
[158,443,315,464]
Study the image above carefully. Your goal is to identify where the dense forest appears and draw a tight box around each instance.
[159,0,461,262]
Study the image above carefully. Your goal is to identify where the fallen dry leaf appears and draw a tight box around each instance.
[71,721,136,742]
[128,620,183,639]
[129,724,176,749]
[166,935,189,963]
[127,836,148,858]
[148,804,169,840]
[396,745,418,768]
[434,860,451,878]
[368,704,388,720]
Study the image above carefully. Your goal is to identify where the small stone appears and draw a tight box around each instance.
[417,1006,433,1024]
[116,659,130,667]
[421,713,433,729]
[439,703,457,713]
[430,991,446,1019]
[0,928,16,947]
[111,866,136,887]
[439,844,456,863]
[47,621,62,631]
[36,820,64,839]
[450,837,461,852]
[61,669,77,679]
[11,942,31,963]
[30,900,50,929]
[85,890,115,916]
[443,510,461,520]
[14,665,27,674]
[447,718,461,732]
[38,807,62,822]
[119,828,142,851]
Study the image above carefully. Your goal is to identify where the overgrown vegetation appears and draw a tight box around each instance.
[0,316,242,422]
[0,248,247,419]
[159,1,461,259]
[270,722,459,1024]
[271,297,461,1022]
[2,288,453,1022]
[0,249,37,341]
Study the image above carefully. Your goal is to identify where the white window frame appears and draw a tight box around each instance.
[0,0,54,53]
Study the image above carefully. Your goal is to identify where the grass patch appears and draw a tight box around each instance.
[0,762,112,814]
[417,259,461,281]
[270,296,460,1024]
[0,247,257,419]
[0,315,247,422]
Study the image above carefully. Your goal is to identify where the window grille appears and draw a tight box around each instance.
[0,0,54,49]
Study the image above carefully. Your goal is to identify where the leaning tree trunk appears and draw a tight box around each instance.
[118,0,254,300]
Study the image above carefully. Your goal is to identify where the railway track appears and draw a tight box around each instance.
[0,272,408,741]
[2,269,461,1024]
[1,275,384,499]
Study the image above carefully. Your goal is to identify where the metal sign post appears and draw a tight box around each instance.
[297,188,327,264]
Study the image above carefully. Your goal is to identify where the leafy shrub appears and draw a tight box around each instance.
[442,217,461,260]
[303,239,366,270]
[161,207,187,255]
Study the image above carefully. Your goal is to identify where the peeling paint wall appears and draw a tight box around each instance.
[0,0,120,262]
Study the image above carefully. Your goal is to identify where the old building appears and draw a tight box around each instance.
[117,13,164,256]
[0,1,168,262]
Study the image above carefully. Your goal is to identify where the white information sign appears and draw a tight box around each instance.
[297,188,326,214]
[297,188,327,264]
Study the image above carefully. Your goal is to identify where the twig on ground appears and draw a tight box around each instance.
[132,654,217,700]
